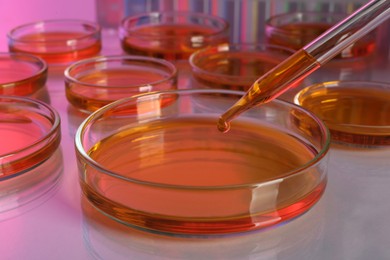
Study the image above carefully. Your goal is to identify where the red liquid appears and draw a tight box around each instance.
[0,58,46,95]
[121,24,228,61]
[10,32,101,64]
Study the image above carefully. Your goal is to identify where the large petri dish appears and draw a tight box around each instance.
[75,89,330,235]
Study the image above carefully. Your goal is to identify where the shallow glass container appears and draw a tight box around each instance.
[76,89,330,236]
[119,11,229,62]
[64,55,177,113]
[0,96,61,179]
[295,81,390,146]
[265,11,377,59]
[0,53,47,96]
[189,43,294,91]
[8,20,101,65]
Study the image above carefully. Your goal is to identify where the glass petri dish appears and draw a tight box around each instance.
[294,81,390,146]
[0,96,61,179]
[75,89,330,236]
[265,12,376,58]
[119,11,229,61]
[8,20,101,65]
[189,43,295,91]
[64,55,178,113]
[0,53,47,96]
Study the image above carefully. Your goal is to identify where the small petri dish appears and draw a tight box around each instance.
[189,43,295,91]
[294,81,390,146]
[265,12,376,58]
[64,55,178,113]
[119,11,229,61]
[0,96,61,179]
[0,148,63,220]
[75,89,330,236]
[8,20,101,65]
[0,53,47,96]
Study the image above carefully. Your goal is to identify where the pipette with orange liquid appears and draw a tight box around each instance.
[218,0,390,133]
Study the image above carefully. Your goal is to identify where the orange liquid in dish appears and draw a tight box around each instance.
[10,32,101,64]
[121,24,227,61]
[0,109,59,177]
[66,67,176,112]
[0,59,46,95]
[80,116,326,235]
[267,23,376,58]
[193,51,290,91]
[298,86,390,146]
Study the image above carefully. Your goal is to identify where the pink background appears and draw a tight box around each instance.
[0,0,96,51]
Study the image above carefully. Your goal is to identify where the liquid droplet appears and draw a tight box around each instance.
[217,117,230,133]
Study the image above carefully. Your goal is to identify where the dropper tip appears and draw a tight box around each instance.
[217,116,230,133]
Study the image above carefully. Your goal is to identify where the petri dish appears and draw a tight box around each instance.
[8,20,101,65]
[0,96,61,179]
[189,43,295,91]
[119,11,229,61]
[294,81,390,146]
[265,11,377,58]
[0,52,47,96]
[64,55,178,113]
[75,89,330,236]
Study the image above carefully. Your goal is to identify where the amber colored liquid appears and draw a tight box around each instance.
[0,109,60,177]
[0,59,46,95]
[193,51,288,91]
[10,32,101,64]
[298,86,390,146]
[218,49,320,133]
[80,116,325,234]
[66,67,176,112]
[267,23,376,58]
[121,24,227,61]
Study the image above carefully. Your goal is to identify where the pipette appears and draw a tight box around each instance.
[218,0,390,133]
